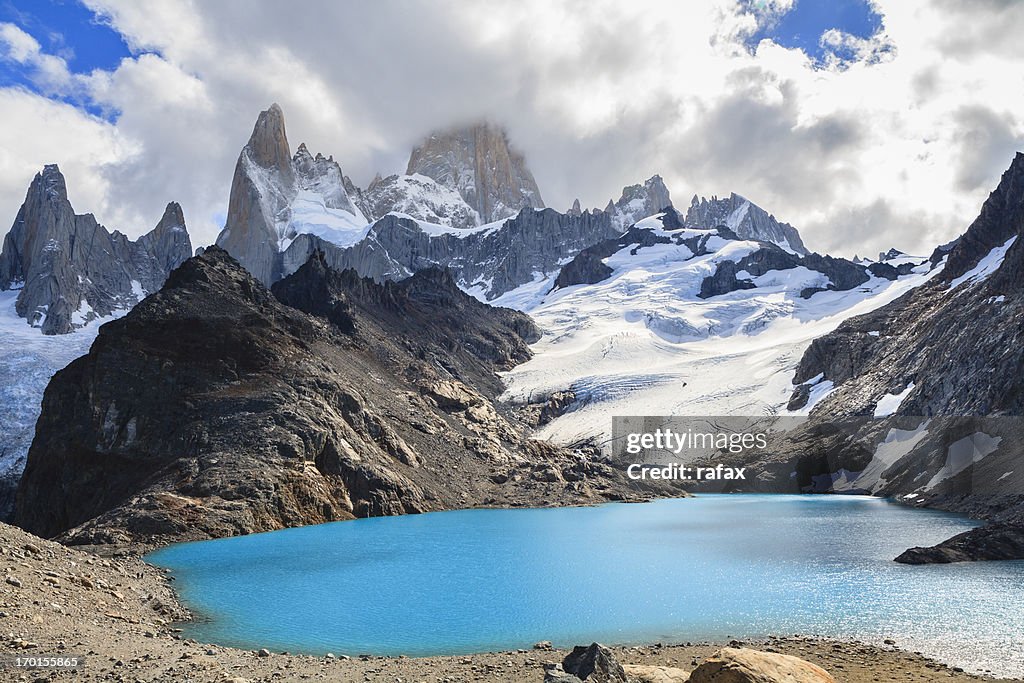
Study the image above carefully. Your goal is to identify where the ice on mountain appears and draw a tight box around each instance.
[873,382,915,418]
[848,423,931,492]
[499,211,939,445]
[947,235,1017,290]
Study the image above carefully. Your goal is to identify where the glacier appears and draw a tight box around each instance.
[496,213,940,447]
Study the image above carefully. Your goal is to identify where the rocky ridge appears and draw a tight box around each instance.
[0,165,192,334]
[550,206,872,300]
[685,193,808,254]
[12,248,665,546]
[214,105,811,303]
[605,175,673,230]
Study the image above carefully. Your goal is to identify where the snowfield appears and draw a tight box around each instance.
[0,290,115,509]
[496,214,941,448]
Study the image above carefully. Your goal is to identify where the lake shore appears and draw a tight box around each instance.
[2,520,1021,683]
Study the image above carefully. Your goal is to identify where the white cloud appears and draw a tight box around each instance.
[0,88,136,228]
[0,0,1021,258]
[0,22,74,94]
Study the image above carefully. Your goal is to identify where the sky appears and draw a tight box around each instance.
[0,0,1022,259]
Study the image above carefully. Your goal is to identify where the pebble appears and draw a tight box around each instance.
[257,648,271,657]
[5,576,21,588]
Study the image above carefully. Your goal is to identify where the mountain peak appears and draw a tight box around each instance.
[406,121,544,223]
[246,103,292,177]
[939,150,1024,283]
[32,163,68,202]
[607,175,673,229]
[685,193,808,254]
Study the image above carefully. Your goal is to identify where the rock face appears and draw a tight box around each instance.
[282,209,621,301]
[0,165,192,334]
[685,193,808,254]
[215,104,367,285]
[407,122,544,223]
[689,648,835,683]
[607,175,673,230]
[13,248,654,545]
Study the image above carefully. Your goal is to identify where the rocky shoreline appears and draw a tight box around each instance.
[1,521,1021,683]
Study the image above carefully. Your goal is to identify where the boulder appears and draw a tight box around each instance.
[562,643,628,683]
[689,648,834,683]
[623,664,691,682]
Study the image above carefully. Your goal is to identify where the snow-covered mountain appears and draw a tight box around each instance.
[496,208,935,446]
[215,104,816,306]
[605,175,673,230]
[215,105,622,296]
[358,173,480,229]
[0,166,189,517]
[215,104,369,284]
[775,153,1024,506]
[685,192,808,254]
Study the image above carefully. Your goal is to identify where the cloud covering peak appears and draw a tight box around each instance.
[0,0,1022,257]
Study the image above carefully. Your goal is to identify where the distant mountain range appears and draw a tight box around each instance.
[2,104,1022,562]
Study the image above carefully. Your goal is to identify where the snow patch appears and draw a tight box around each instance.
[948,236,1017,290]
[873,382,915,418]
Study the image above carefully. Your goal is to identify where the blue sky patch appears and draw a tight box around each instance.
[0,0,131,116]
[744,0,884,62]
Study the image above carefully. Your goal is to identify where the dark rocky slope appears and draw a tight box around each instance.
[14,248,661,546]
[0,165,192,334]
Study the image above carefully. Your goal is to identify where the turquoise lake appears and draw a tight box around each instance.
[147,495,1024,677]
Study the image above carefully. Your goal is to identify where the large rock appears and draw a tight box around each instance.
[689,648,835,683]
[0,165,191,334]
[623,664,691,683]
[561,643,628,683]
[13,248,643,545]
[895,523,1024,564]
[407,122,544,223]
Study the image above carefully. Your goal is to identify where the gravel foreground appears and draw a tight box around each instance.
[0,522,1019,683]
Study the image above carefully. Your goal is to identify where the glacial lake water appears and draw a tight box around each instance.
[147,495,1024,677]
